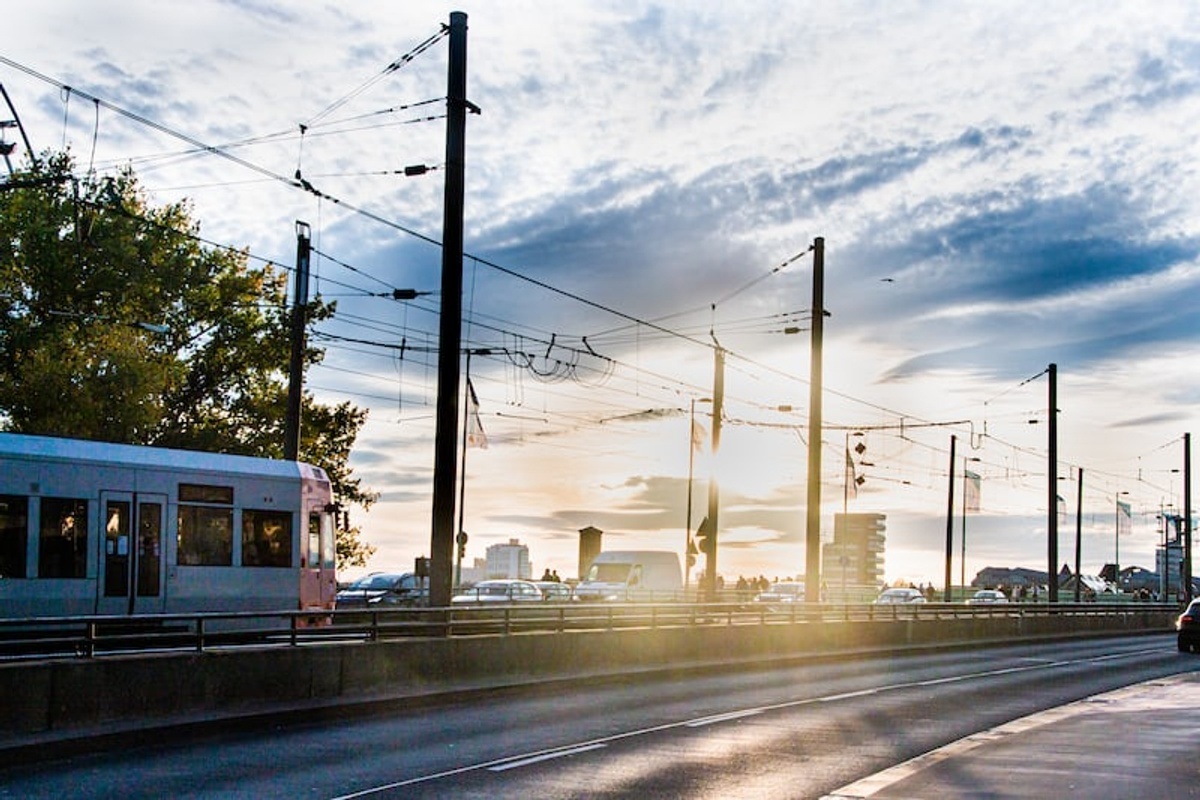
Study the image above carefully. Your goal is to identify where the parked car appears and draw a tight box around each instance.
[335,571,428,609]
[451,579,545,605]
[1177,598,1200,652]
[967,589,1010,605]
[533,581,574,601]
[753,582,804,604]
[874,587,927,604]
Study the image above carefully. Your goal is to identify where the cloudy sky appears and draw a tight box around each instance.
[4,1,1199,587]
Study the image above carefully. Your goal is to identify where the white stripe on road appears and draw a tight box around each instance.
[487,744,608,771]
[686,708,764,727]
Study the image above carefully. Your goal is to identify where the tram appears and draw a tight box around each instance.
[0,432,337,621]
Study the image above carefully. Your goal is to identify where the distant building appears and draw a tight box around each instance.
[577,526,603,581]
[825,513,885,600]
[459,557,488,586]
[972,566,1047,589]
[1157,513,1190,599]
[486,538,531,580]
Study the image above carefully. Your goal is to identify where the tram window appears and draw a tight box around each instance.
[242,510,292,568]
[321,511,336,570]
[39,498,88,579]
[0,495,28,579]
[177,505,233,566]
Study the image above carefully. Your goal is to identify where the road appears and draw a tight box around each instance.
[0,634,1193,799]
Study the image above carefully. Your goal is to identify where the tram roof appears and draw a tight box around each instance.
[0,432,328,483]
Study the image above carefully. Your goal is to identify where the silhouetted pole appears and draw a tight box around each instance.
[1047,362,1059,602]
[704,348,725,601]
[429,11,469,608]
[944,434,956,602]
[1074,467,1084,602]
[805,237,825,603]
[1185,432,1193,602]
[284,221,311,461]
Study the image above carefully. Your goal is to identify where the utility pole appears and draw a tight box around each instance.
[703,347,725,600]
[1074,468,1083,602]
[944,434,956,602]
[429,11,469,608]
[805,237,825,603]
[1047,362,1059,602]
[1185,432,1193,602]
[284,221,311,461]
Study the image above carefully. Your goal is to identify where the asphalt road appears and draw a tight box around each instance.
[0,634,1193,799]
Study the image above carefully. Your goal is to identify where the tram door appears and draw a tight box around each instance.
[96,492,168,616]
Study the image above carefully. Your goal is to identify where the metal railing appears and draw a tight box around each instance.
[0,599,1179,661]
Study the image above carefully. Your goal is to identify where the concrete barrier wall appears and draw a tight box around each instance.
[0,609,1176,738]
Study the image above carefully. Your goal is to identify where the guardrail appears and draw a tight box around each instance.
[0,600,1180,661]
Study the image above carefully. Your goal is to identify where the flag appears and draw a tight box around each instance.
[1117,499,1132,536]
[466,378,488,449]
[1056,494,1066,523]
[691,419,707,452]
[964,470,981,513]
[845,450,858,500]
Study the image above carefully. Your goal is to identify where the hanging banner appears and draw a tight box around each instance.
[1117,499,1132,536]
[964,470,981,513]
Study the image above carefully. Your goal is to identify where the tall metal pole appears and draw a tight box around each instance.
[960,461,967,593]
[685,398,697,593]
[1074,468,1083,602]
[704,349,725,600]
[429,12,469,608]
[454,350,473,590]
[1114,491,1121,590]
[1185,432,1193,602]
[284,221,311,461]
[1047,362,1059,602]
[805,237,825,603]
[944,434,956,602]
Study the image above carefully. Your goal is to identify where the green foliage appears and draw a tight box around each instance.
[0,151,377,569]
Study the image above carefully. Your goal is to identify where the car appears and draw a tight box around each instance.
[451,579,546,605]
[335,571,428,609]
[967,589,1010,605]
[533,581,574,601]
[1177,598,1200,652]
[874,587,927,604]
[753,582,804,604]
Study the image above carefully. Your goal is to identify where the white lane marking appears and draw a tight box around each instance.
[488,744,607,772]
[820,672,1195,799]
[818,688,880,702]
[329,645,1171,799]
[686,709,764,727]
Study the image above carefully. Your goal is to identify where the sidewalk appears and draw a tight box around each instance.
[823,671,1200,798]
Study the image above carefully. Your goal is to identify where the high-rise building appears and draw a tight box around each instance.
[824,513,886,600]
[486,538,531,580]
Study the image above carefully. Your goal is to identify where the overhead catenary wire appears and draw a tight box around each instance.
[3,56,1174,507]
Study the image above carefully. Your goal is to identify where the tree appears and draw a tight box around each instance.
[0,151,377,568]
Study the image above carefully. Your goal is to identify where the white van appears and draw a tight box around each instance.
[574,550,683,601]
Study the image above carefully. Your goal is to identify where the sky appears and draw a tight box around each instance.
[3,1,1199,588]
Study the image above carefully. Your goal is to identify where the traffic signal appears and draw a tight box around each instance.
[695,516,714,555]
